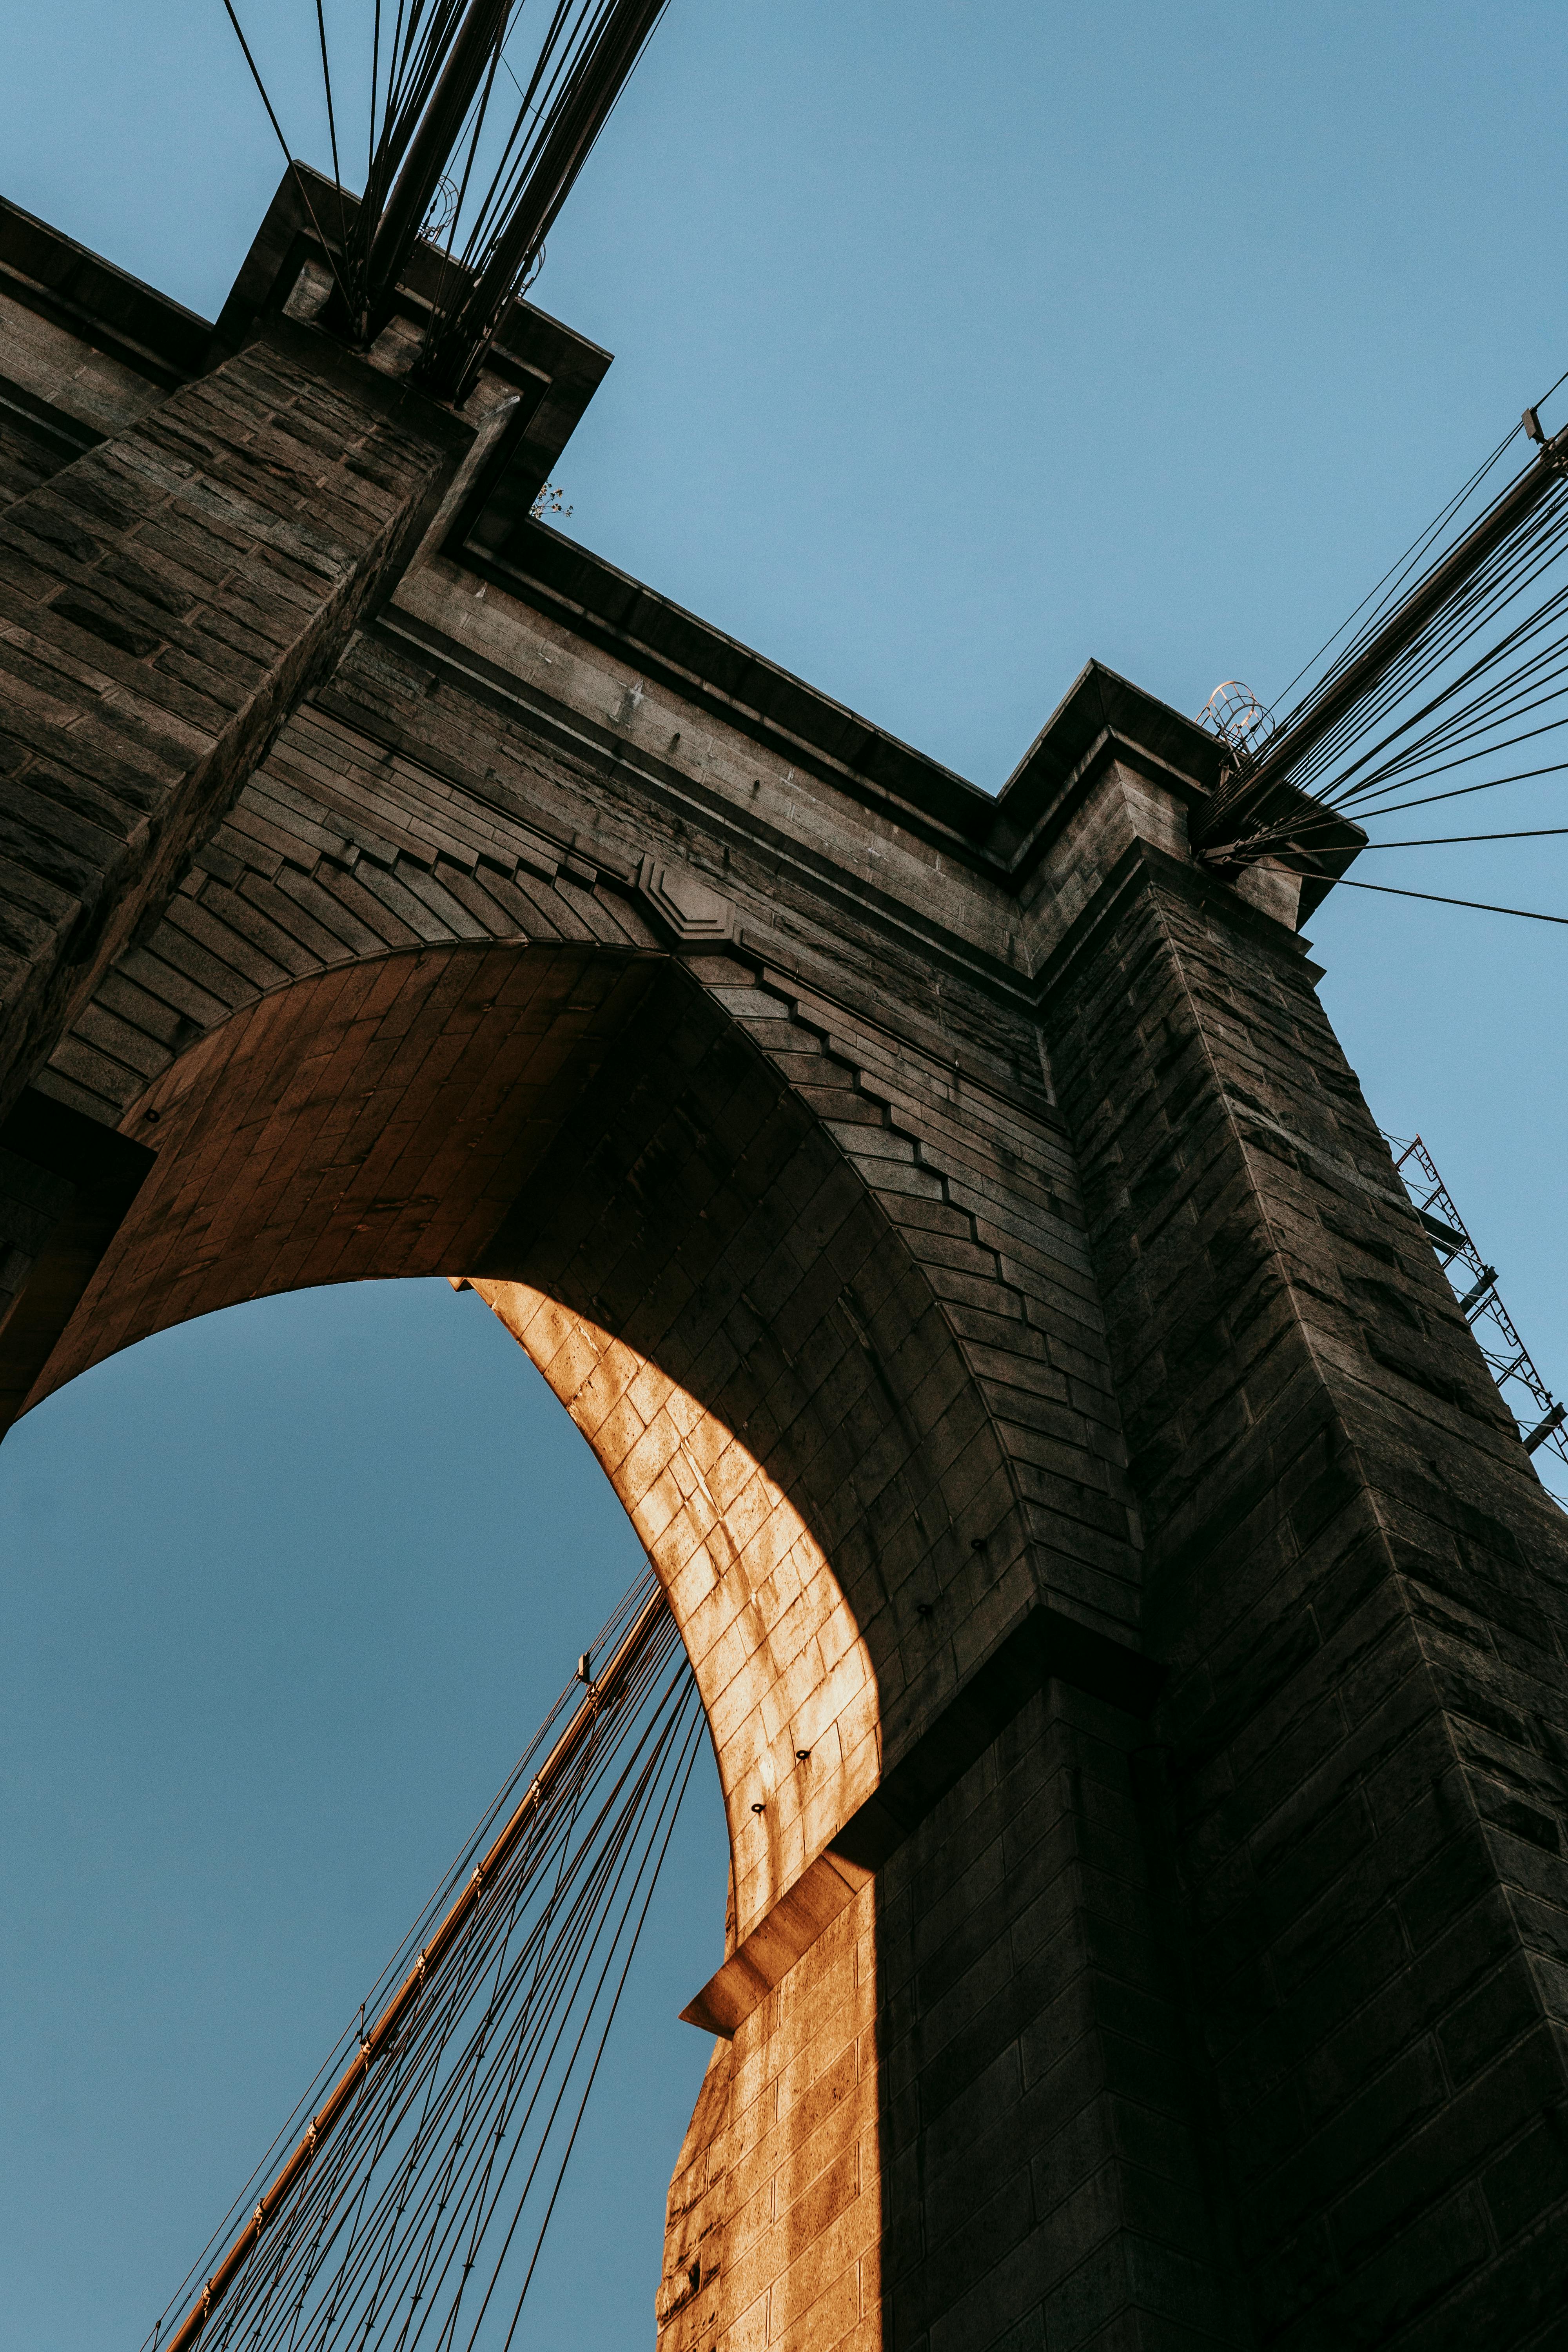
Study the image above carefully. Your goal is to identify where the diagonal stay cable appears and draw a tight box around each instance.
[312,0,349,252]
[382,1675,694,2351]
[1329,876,1568,925]
[344,1707,603,2347]
[215,0,352,308]
[299,1683,695,2352]
[1355,826,1568,847]
[1269,421,1527,718]
[155,1575,678,2352]
[204,1698,676,2352]
[242,1656,677,2352]
[480,1703,706,2352]
[156,1568,662,2341]
[1217,742,1568,867]
[205,1605,694,2352]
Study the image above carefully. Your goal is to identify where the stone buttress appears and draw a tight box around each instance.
[3,177,1567,2352]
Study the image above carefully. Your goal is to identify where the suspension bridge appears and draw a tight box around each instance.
[2,7,1568,2348]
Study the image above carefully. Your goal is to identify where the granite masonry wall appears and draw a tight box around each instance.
[3,201,1567,2352]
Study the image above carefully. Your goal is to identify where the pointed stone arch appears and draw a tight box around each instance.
[22,934,1072,1978]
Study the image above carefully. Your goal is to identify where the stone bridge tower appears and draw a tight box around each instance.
[3,176,1567,2352]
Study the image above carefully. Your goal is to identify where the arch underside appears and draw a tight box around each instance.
[23,936,1028,1963]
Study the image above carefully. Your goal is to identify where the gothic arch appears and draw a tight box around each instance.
[24,934,1042,1979]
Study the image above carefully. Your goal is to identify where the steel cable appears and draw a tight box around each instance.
[143,1570,702,2352]
[1203,405,1568,917]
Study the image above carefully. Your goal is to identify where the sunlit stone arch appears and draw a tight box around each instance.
[24,935,1032,1996]
[468,1279,878,1954]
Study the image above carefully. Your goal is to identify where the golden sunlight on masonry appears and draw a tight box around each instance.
[466,1281,881,1946]
[657,1884,883,2352]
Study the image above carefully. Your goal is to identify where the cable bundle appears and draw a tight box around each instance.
[146,1570,701,2352]
[414,0,670,399]
[1201,376,1568,922]
[221,0,670,396]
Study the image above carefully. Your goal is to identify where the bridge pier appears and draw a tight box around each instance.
[656,1678,1249,2352]
[4,183,1568,2350]
[1044,774,1568,2350]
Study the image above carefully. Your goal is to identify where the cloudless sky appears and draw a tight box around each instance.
[2,4,1567,2344]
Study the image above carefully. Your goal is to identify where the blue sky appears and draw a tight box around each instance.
[3,5,1567,2345]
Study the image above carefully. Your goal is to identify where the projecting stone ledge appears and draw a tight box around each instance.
[681,1601,1163,2036]
[635,853,736,944]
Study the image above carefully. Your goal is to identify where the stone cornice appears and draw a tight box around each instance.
[0,172,1361,975]
[0,193,209,389]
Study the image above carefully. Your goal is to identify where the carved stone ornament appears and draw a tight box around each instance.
[635,854,736,944]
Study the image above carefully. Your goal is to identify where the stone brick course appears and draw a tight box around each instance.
[658,1884,882,2352]
[6,197,1568,2352]
[0,319,470,1124]
[1045,798,1568,2347]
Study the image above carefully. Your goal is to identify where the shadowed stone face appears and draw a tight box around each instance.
[7,179,1568,2352]
[0,320,472,1128]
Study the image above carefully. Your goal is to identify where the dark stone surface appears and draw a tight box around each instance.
[0,1084,152,1423]
[4,181,1567,2352]
[1048,842,1568,2347]
[0,317,470,1123]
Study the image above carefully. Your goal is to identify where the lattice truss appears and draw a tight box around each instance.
[1385,1132,1568,1506]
